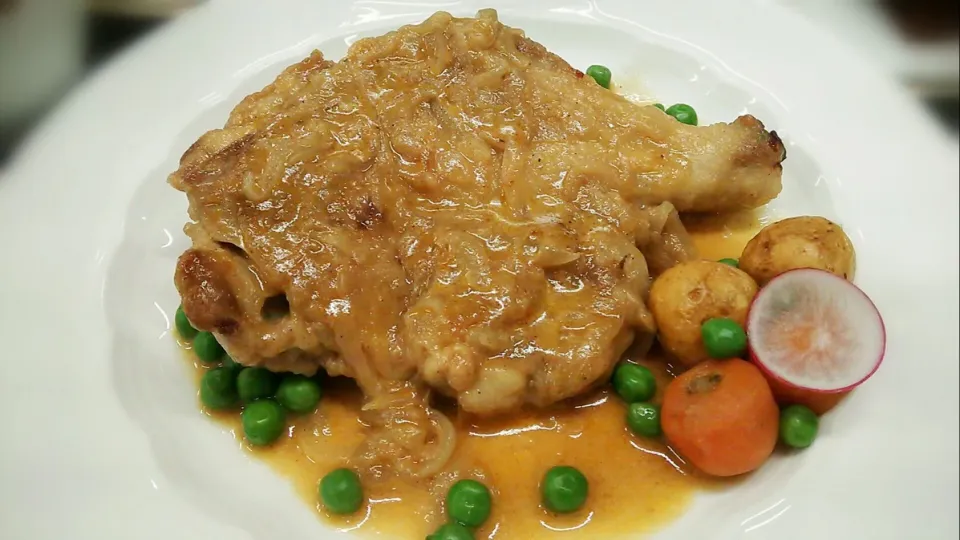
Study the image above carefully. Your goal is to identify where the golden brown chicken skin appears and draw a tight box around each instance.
[171,10,784,422]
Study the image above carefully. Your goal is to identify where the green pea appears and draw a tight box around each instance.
[241,399,285,446]
[237,367,280,403]
[175,305,198,340]
[319,468,364,514]
[427,522,474,540]
[652,103,666,111]
[193,331,224,363]
[626,402,661,437]
[718,258,739,268]
[222,355,241,371]
[612,363,657,403]
[780,405,819,449]
[446,479,492,528]
[585,65,612,89]
[541,466,588,514]
[199,367,239,410]
[701,318,748,359]
[665,103,698,126]
[276,374,322,413]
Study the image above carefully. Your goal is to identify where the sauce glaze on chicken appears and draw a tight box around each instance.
[171,9,784,478]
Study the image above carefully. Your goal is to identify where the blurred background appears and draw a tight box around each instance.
[0,0,958,164]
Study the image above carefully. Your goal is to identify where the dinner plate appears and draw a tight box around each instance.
[0,1,957,539]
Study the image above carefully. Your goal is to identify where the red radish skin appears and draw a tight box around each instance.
[764,373,851,414]
[746,268,886,395]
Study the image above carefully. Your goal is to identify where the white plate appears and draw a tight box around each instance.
[1,1,957,539]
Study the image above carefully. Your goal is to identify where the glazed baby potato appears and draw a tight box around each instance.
[739,216,855,285]
[649,261,759,365]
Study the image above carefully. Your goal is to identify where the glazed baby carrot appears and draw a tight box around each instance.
[662,359,779,477]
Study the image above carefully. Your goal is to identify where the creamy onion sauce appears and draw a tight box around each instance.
[182,213,762,538]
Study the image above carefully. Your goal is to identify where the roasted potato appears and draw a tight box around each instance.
[740,216,855,285]
[649,260,758,366]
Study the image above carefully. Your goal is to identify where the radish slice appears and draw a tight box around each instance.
[746,268,885,393]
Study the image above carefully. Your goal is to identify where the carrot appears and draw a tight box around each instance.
[764,374,850,415]
[662,359,779,477]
